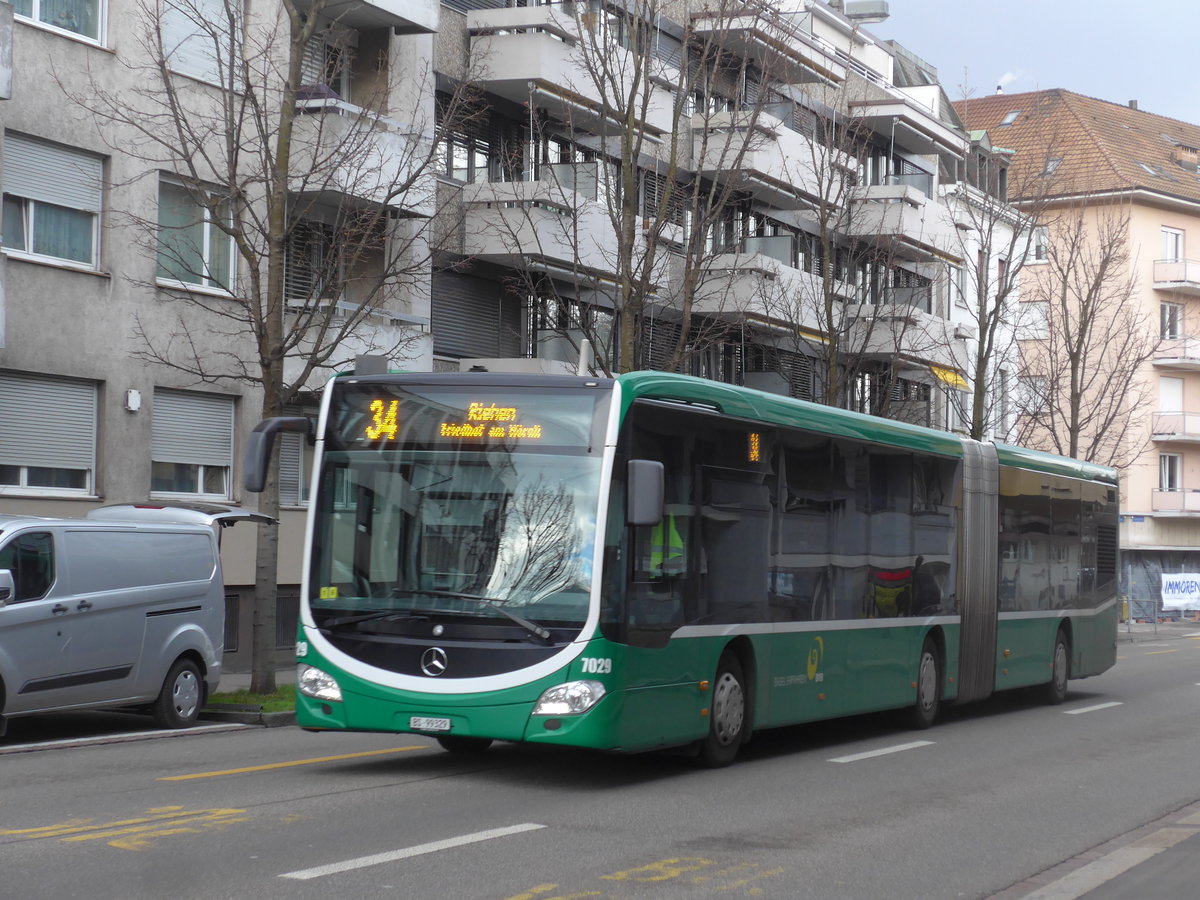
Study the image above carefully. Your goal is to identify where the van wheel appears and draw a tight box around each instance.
[153,658,203,729]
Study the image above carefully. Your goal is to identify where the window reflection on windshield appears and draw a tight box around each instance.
[311,451,599,628]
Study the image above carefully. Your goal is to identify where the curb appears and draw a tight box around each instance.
[200,705,296,727]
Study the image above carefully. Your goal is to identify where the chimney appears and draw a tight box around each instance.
[995,84,1004,95]
[1129,100,1138,110]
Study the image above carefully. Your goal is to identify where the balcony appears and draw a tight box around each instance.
[692,108,850,208]
[691,250,826,332]
[1152,489,1200,515]
[1151,412,1200,442]
[467,4,678,138]
[1154,336,1200,370]
[846,183,965,263]
[291,0,436,33]
[1153,259,1200,296]
[290,99,433,216]
[849,93,969,163]
[689,6,845,85]
[461,170,620,280]
[848,301,966,372]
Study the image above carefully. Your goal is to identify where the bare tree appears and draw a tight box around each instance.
[1015,199,1158,468]
[942,139,1060,441]
[60,0,477,690]
[460,0,829,376]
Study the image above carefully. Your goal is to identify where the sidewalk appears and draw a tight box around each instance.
[1117,618,1200,642]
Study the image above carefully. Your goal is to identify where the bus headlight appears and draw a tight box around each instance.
[532,680,606,716]
[297,664,343,703]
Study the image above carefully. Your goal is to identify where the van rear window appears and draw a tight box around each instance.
[64,531,214,591]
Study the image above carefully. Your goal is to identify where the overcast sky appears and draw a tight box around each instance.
[868,0,1197,125]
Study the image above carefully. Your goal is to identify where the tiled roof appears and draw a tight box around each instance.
[954,89,1200,204]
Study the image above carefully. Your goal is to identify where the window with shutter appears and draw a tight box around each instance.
[151,389,234,498]
[0,372,97,495]
[2,133,103,268]
[162,0,241,85]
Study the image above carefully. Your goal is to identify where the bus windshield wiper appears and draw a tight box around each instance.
[320,610,421,629]
[408,589,552,642]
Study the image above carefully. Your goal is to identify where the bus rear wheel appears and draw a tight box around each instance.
[436,735,493,754]
[911,637,940,730]
[697,654,746,768]
[1041,629,1070,705]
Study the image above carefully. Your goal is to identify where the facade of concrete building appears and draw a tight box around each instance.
[0,0,1020,667]
[957,88,1200,616]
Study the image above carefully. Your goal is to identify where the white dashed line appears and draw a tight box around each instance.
[828,740,934,763]
[1064,701,1123,715]
[279,823,547,880]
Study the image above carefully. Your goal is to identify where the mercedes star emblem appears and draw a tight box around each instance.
[420,646,448,677]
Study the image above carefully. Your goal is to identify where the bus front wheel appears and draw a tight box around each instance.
[911,638,940,729]
[697,654,746,768]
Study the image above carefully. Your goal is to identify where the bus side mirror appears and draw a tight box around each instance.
[0,569,14,607]
[244,417,312,493]
[627,459,664,526]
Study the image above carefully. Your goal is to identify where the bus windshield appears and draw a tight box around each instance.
[307,382,608,636]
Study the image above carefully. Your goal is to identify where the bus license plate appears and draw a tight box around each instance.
[410,716,452,732]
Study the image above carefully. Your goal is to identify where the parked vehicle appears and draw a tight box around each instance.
[0,502,267,735]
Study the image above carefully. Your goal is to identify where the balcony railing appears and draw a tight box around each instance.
[1152,489,1200,513]
[1154,259,1200,294]
[1155,336,1200,367]
[1152,411,1200,439]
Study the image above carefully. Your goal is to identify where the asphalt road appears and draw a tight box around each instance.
[1,626,1197,900]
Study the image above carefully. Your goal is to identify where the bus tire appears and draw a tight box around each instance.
[697,654,746,768]
[911,637,940,730]
[436,735,493,754]
[1041,628,1070,705]
[153,657,203,729]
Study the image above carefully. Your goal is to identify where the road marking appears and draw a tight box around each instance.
[279,823,547,880]
[828,740,934,763]
[1064,701,1123,715]
[0,723,250,754]
[0,805,249,851]
[1016,826,1197,899]
[1184,632,1200,638]
[1147,649,1180,655]
[160,746,429,780]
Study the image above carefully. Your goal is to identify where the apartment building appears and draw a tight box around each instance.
[0,0,1020,665]
[957,89,1200,616]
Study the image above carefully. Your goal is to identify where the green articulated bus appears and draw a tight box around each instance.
[245,368,1119,766]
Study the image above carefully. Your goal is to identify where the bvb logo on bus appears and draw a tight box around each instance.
[806,637,825,683]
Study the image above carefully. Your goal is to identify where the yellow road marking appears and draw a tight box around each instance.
[0,806,250,851]
[1148,649,1180,655]
[160,746,428,781]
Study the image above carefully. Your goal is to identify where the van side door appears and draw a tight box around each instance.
[0,531,74,714]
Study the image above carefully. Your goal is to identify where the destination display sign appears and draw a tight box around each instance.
[332,384,601,452]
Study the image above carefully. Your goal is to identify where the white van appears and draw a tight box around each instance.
[0,503,267,735]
